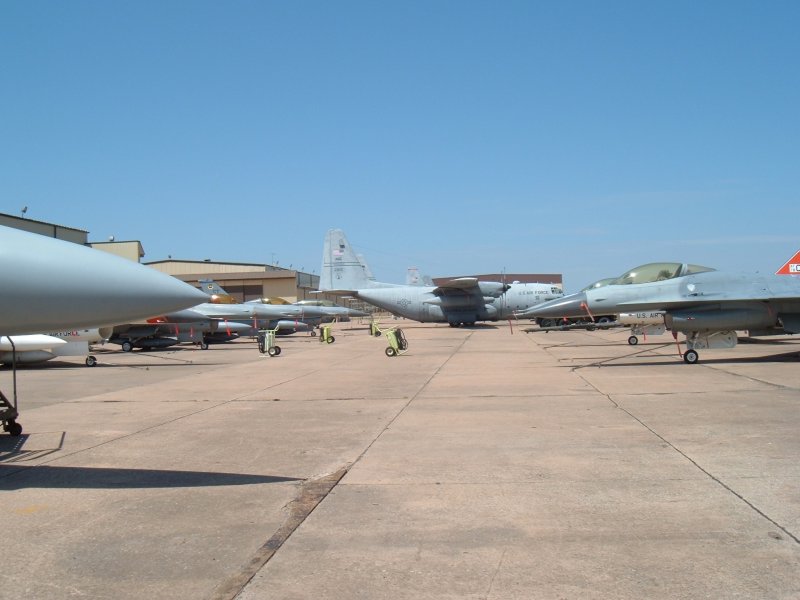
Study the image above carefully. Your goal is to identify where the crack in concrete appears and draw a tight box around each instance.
[210,468,348,600]
[576,371,800,546]
[209,333,474,599]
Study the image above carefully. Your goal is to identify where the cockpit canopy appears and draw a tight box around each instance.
[580,278,616,292]
[611,263,716,285]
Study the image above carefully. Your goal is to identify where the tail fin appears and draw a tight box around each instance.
[406,267,422,285]
[776,249,800,275]
[198,279,237,303]
[406,266,434,286]
[320,229,377,291]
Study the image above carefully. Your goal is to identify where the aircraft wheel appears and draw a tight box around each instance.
[121,341,133,353]
[5,420,22,436]
[385,347,396,357]
[85,356,97,367]
[628,336,639,346]
[268,346,280,357]
[200,341,209,350]
[326,336,335,344]
[683,349,699,364]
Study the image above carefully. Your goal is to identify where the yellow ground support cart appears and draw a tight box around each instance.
[318,324,335,344]
[257,328,282,357]
[383,327,408,357]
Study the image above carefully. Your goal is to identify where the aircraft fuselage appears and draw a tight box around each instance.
[356,283,562,325]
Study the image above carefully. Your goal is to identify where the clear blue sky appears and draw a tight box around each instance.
[2,1,798,291]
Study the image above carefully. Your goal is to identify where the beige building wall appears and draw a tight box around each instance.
[148,261,269,276]
[90,241,145,262]
[145,261,318,304]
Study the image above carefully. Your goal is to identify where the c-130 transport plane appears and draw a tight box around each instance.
[319,228,563,326]
[526,261,800,364]
[0,225,208,435]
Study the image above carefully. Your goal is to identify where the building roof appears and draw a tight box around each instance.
[0,212,89,233]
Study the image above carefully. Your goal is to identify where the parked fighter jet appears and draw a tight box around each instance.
[527,261,800,363]
[108,308,218,351]
[0,224,209,435]
[521,277,667,345]
[199,280,368,333]
[320,229,563,326]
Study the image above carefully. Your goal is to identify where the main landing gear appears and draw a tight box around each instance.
[683,349,699,364]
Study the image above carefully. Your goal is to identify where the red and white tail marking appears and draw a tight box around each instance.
[776,249,800,275]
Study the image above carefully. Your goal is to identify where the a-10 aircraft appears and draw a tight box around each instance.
[319,228,563,326]
[527,260,800,363]
[0,225,208,435]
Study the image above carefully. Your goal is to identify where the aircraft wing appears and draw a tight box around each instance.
[432,277,480,296]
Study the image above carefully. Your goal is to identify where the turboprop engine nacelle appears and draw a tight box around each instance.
[666,306,776,332]
[618,311,665,326]
[478,282,509,298]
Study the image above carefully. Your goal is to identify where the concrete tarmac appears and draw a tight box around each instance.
[1,322,799,599]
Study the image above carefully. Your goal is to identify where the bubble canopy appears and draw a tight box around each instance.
[580,278,616,292]
[611,263,716,285]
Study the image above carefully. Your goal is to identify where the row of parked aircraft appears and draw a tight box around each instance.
[0,225,566,436]
[2,224,799,435]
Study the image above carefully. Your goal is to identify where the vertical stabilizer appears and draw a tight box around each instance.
[320,229,383,291]
[198,279,237,304]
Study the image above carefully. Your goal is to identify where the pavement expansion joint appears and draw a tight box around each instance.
[598,388,800,547]
[209,467,348,600]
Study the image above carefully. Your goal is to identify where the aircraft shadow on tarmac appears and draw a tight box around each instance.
[0,463,301,490]
[572,348,800,369]
[0,359,229,370]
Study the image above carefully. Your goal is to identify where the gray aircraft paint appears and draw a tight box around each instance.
[0,225,208,335]
[528,262,800,362]
[320,228,562,324]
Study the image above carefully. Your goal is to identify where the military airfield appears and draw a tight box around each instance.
[1,321,798,599]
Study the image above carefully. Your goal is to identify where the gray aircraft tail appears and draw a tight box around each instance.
[406,267,434,286]
[320,229,391,291]
[198,279,237,304]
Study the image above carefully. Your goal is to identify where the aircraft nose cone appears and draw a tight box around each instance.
[526,292,589,319]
